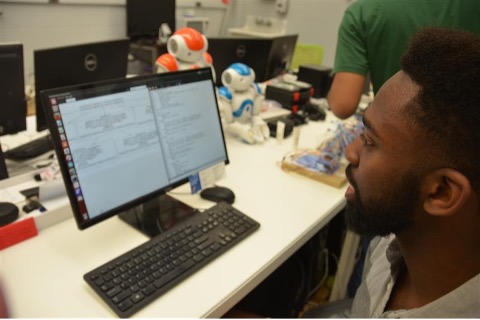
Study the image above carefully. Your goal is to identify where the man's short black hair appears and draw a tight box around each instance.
[401,27,480,192]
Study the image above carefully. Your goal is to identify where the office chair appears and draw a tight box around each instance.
[290,44,324,72]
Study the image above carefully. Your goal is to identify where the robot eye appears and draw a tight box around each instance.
[170,42,178,54]
[223,73,232,84]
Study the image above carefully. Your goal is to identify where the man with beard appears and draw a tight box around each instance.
[343,26,479,317]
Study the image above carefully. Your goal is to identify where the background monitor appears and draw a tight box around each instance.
[207,35,298,86]
[127,0,176,43]
[0,43,27,136]
[0,144,8,180]
[34,39,130,132]
[184,17,209,35]
[41,68,228,232]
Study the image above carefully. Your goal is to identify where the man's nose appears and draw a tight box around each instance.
[345,137,361,166]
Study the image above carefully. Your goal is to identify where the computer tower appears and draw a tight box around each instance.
[297,64,333,98]
[265,81,312,112]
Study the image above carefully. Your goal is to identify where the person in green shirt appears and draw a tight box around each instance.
[328,0,480,119]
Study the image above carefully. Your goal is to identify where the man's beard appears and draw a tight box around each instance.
[344,165,419,237]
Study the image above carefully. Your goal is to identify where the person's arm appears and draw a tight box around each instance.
[327,72,366,119]
[329,0,369,120]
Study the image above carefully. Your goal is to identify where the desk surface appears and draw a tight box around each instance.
[0,113,347,318]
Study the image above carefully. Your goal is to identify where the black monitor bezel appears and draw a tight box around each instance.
[41,68,229,230]
[264,34,299,81]
[0,143,8,180]
[34,39,130,132]
[0,42,27,136]
[207,34,298,86]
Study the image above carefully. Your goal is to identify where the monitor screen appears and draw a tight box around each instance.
[127,0,176,42]
[185,17,209,35]
[207,35,298,86]
[34,39,130,132]
[0,43,27,136]
[41,68,228,230]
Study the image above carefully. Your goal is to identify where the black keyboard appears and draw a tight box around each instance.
[4,134,53,160]
[84,202,260,317]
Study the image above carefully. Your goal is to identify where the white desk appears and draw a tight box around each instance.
[0,113,347,318]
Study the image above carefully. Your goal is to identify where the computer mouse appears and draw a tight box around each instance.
[199,186,235,204]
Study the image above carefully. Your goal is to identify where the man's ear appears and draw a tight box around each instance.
[422,169,471,216]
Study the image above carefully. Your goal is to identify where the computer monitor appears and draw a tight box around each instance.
[127,0,176,43]
[41,68,228,233]
[0,43,27,178]
[0,144,8,180]
[207,35,298,86]
[184,17,209,35]
[0,43,27,136]
[34,39,130,132]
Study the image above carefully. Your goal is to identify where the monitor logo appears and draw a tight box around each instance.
[84,53,98,71]
[235,45,247,58]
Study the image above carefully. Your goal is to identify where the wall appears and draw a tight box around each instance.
[0,2,126,87]
[0,0,352,87]
[226,0,353,68]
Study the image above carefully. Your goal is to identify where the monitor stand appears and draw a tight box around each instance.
[118,194,198,238]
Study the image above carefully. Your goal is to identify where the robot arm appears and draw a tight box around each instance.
[155,53,178,73]
[251,82,264,117]
[225,120,269,144]
[217,86,234,125]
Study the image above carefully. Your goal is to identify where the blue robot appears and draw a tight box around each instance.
[217,63,270,144]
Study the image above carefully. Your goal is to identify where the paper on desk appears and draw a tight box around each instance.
[188,162,226,194]
[199,162,226,188]
[39,178,67,203]
[38,178,70,212]
[0,188,26,203]
[0,180,42,204]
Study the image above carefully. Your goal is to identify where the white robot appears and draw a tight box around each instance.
[155,27,215,80]
[217,63,270,144]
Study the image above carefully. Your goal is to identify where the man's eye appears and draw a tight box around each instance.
[359,133,373,146]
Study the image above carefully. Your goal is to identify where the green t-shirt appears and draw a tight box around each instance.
[333,0,480,94]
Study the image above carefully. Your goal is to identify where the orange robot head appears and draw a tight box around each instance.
[167,27,208,63]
